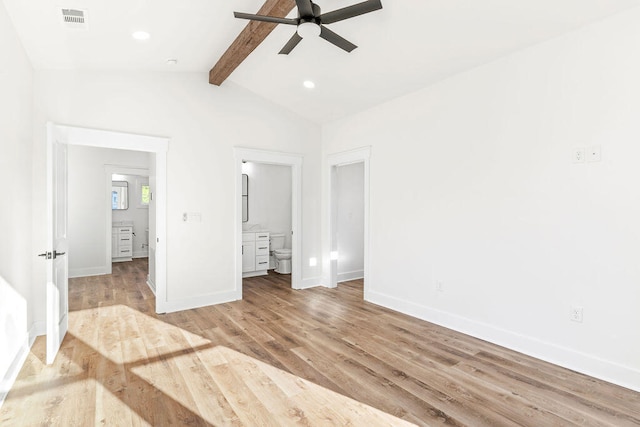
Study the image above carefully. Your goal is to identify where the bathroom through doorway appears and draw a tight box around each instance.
[234,148,303,298]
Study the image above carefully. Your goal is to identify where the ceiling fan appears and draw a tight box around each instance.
[234,0,383,54]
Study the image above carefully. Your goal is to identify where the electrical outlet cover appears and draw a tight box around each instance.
[570,306,584,323]
[587,145,601,162]
[573,148,585,163]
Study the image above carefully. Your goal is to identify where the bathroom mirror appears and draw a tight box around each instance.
[242,174,248,222]
[112,181,129,210]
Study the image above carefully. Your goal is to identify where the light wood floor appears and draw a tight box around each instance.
[2,259,639,426]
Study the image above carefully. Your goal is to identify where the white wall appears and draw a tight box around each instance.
[67,145,150,277]
[112,174,150,258]
[323,8,640,391]
[336,162,364,281]
[32,71,322,316]
[243,162,292,248]
[0,0,33,402]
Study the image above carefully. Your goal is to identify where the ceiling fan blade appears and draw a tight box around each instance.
[319,26,357,52]
[279,33,303,55]
[234,12,298,25]
[295,0,315,18]
[319,0,382,24]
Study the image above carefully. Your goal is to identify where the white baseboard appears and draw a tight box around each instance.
[29,321,46,345]
[146,275,156,296]
[367,290,640,393]
[337,270,364,283]
[133,251,149,258]
[158,290,239,314]
[69,266,108,278]
[0,334,29,409]
[242,271,268,278]
[298,276,322,290]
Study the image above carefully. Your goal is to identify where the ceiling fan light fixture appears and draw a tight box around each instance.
[297,22,321,39]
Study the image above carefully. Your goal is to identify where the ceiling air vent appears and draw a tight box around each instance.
[61,9,88,30]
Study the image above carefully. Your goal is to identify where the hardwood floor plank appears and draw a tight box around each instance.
[2,263,639,426]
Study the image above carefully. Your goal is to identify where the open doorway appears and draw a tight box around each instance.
[241,161,293,286]
[108,169,153,291]
[47,123,168,312]
[334,162,365,283]
[327,147,371,298]
[67,146,151,281]
[234,148,303,298]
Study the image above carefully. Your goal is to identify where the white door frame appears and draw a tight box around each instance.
[326,147,371,298]
[47,123,169,313]
[234,147,303,295]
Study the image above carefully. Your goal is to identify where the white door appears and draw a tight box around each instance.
[46,134,69,364]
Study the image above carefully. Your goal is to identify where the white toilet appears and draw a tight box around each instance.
[270,233,292,274]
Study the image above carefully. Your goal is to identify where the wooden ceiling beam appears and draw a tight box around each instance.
[209,0,296,86]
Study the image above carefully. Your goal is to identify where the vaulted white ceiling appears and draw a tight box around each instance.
[4,0,640,123]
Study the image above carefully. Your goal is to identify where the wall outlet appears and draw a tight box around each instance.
[570,306,583,323]
[573,148,586,163]
[587,145,601,162]
[436,281,444,292]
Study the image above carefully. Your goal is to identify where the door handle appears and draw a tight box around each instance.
[38,252,52,259]
[53,250,66,259]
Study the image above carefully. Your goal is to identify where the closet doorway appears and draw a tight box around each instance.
[327,147,371,298]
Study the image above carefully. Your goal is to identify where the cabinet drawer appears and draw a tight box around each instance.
[256,256,269,270]
[242,232,255,242]
[256,233,269,241]
[118,246,132,256]
[119,235,132,244]
[255,242,270,256]
[119,227,133,234]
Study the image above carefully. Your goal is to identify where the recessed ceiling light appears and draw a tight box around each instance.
[132,31,150,41]
[166,59,178,65]
[303,80,315,89]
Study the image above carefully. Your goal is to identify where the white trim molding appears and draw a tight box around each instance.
[69,267,108,278]
[48,123,169,314]
[0,334,29,408]
[337,270,364,283]
[326,147,371,295]
[161,290,238,314]
[368,290,640,393]
[233,148,304,298]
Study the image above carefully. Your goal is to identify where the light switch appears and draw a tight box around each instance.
[183,212,202,222]
[573,148,585,163]
[587,145,601,162]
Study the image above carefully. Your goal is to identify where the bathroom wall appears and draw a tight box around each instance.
[336,162,365,282]
[112,174,150,258]
[67,145,150,278]
[243,162,292,248]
